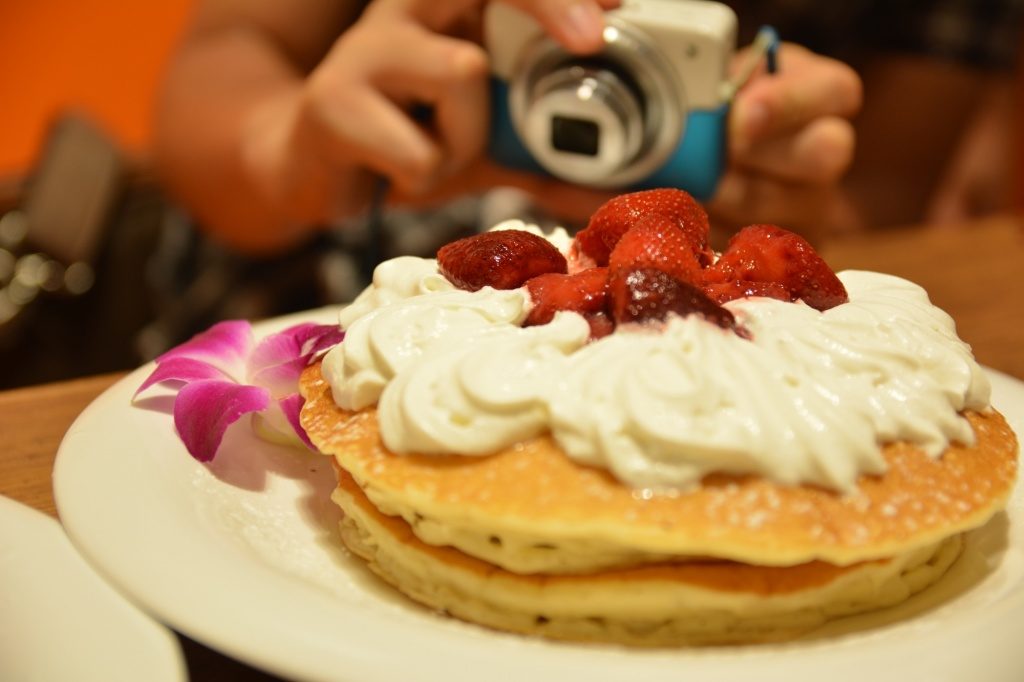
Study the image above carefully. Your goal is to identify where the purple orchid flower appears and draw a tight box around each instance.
[134,321,344,461]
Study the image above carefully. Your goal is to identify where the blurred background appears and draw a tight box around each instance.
[1,0,1021,389]
[0,0,492,390]
[1,0,382,389]
[1,1,193,387]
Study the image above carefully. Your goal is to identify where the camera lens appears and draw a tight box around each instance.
[520,64,644,184]
[506,18,685,187]
[551,116,600,156]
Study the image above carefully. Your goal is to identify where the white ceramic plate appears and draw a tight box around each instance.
[54,310,1024,682]
[0,494,186,682]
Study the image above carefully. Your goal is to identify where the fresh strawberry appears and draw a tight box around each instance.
[437,230,567,291]
[524,267,609,327]
[610,267,738,331]
[607,214,703,286]
[704,225,848,311]
[573,188,713,267]
[702,280,790,305]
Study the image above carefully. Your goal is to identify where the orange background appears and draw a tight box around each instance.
[0,0,195,180]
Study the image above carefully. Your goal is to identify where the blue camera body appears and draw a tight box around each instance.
[489,79,729,201]
[484,1,737,201]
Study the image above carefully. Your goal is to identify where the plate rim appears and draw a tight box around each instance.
[52,312,1024,682]
[0,494,188,682]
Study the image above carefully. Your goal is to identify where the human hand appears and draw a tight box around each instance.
[707,43,864,240]
[252,0,621,230]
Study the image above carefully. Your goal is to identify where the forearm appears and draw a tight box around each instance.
[154,25,322,253]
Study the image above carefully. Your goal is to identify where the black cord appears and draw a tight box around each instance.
[363,175,390,280]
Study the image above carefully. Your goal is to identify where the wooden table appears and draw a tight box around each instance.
[1,214,1022,679]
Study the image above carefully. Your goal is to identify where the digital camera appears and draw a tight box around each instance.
[486,0,737,199]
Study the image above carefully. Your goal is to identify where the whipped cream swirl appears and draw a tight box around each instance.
[322,255,990,493]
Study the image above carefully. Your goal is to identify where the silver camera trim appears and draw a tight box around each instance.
[507,17,686,188]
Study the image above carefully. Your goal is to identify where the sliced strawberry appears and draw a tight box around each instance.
[610,267,738,331]
[584,312,615,340]
[705,225,848,311]
[524,267,609,327]
[437,230,567,291]
[573,188,712,267]
[607,214,703,286]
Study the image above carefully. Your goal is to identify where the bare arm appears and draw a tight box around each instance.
[153,0,363,254]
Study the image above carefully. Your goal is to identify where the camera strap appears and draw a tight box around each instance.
[720,26,780,103]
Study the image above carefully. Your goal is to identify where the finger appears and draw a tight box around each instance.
[384,0,620,54]
[306,22,493,195]
[505,0,621,53]
[433,50,490,176]
[731,116,856,184]
[730,44,862,152]
[304,30,443,194]
[306,80,442,194]
[362,27,490,177]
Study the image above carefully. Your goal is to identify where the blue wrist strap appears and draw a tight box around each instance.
[761,26,780,75]
[721,25,780,103]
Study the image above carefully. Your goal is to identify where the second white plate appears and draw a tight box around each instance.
[0,495,186,682]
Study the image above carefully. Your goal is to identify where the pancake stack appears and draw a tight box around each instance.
[299,363,1017,645]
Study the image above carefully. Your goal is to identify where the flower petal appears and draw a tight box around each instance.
[249,394,313,450]
[304,324,346,355]
[134,357,234,398]
[173,380,269,461]
[158,320,254,380]
[248,323,344,396]
[278,393,314,450]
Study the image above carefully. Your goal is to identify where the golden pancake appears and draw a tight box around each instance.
[332,464,964,645]
[300,362,1017,574]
